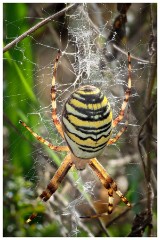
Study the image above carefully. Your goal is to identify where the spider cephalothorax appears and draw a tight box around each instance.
[20,50,131,222]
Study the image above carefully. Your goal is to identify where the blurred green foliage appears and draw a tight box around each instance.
[3,3,65,237]
[4,163,42,237]
[4,3,35,173]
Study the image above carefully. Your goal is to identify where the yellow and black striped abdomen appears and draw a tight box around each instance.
[62,85,112,159]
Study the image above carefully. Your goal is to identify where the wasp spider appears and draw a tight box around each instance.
[20,50,132,221]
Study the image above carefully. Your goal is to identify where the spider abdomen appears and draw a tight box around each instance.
[62,85,112,159]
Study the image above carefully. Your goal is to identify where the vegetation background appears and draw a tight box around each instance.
[3,3,157,237]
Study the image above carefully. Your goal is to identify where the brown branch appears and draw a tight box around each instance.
[128,210,152,237]
[3,3,79,53]
[144,6,156,237]
[112,44,153,65]
[137,4,157,237]
[137,104,157,179]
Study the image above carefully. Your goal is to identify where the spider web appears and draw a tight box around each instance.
[3,3,157,237]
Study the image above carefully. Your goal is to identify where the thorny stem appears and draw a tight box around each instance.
[3,3,79,53]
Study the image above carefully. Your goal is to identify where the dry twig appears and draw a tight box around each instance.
[3,3,79,53]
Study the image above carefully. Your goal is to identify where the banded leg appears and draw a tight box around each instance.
[90,158,131,207]
[26,153,73,223]
[51,50,64,138]
[19,120,69,152]
[40,153,73,201]
[107,106,130,146]
[80,158,131,219]
[112,52,131,128]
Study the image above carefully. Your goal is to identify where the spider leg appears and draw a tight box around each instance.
[80,158,131,219]
[112,52,131,128]
[39,153,73,201]
[107,105,130,145]
[90,158,131,207]
[51,49,64,138]
[26,153,73,223]
[19,120,69,152]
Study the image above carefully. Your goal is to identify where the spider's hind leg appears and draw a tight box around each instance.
[39,153,73,202]
[80,158,131,219]
[26,153,73,223]
[89,158,131,207]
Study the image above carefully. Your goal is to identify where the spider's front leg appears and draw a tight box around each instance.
[51,49,64,138]
[80,158,131,219]
[19,120,69,152]
[107,105,130,145]
[112,52,131,128]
